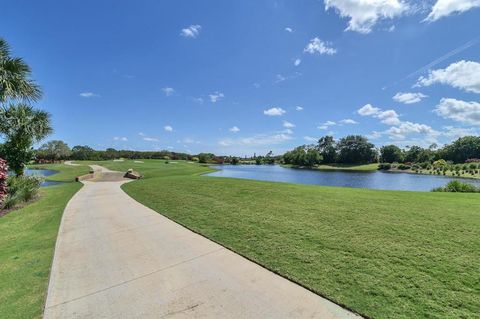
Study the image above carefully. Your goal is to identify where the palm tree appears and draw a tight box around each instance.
[0,38,42,104]
[0,104,52,175]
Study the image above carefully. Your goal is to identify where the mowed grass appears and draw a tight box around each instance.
[0,164,89,318]
[96,159,480,319]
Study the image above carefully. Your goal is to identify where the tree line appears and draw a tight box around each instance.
[283,135,480,167]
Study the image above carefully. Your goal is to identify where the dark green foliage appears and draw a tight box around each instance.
[37,140,71,162]
[317,136,337,163]
[283,145,323,167]
[378,163,391,170]
[337,135,377,164]
[1,175,43,209]
[380,145,403,163]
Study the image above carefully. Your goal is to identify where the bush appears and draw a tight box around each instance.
[1,175,43,210]
[378,163,391,170]
[432,180,480,193]
[397,164,411,170]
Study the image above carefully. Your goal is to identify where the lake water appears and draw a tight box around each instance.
[24,169,62,187]
[207,165,480,192]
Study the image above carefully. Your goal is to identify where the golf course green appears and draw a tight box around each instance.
[1,160,478,319]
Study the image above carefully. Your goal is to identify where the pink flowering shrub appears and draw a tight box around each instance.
[0,158,7,205]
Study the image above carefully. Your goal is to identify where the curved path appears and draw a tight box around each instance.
[44,166,361,319]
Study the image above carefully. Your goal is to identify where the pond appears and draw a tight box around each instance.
[24,169,62,187]
[207,165,480,192]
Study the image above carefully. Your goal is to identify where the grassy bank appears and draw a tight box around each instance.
[97,159,479,319]
[283,163,379,171]
[0,163,88,318]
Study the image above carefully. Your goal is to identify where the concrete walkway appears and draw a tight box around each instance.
[44,166,361,319]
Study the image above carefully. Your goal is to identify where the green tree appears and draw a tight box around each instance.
[380,145,403,163]
[337,135,377,164]
[71,145,96,161]
[0,38,41,103]
[38,140,71,162]
[317,136,337,163]
[0,104,52,175]
[440,136,480,163]
[404,146,424,163]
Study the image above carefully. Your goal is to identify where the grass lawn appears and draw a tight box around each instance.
[97,159,480,319]
[0,163,89,318]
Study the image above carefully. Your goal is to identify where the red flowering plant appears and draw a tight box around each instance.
[0,158,7,205]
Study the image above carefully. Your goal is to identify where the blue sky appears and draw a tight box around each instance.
[1,0,479,156]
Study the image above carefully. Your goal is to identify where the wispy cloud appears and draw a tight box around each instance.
[229,126,240,133]
[218,132,292,147]
[162,87,175,96]
[393,92,428,104]
[180,25,202,38]
[295,106,304,111]
[294,58,301,66]
[164,125,173,132]
[143,137,160,142]
[304,38,336,55]
[283,121,295,128]
[209,92,224,103]
[264,107,286,116]
[79,92,100,98]
[285,27,293,33]
[113,136,128,141]
[424,0,480,22]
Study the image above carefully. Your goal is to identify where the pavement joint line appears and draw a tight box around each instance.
[46,247,225,309]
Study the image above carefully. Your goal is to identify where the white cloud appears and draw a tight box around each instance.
[324,0,408,34]
[443,126,478,138]
[285,27,294,33]
[357,103,381,116]
[294,58,302,66]
[434,98,480,125]
[229,126,240,133]
[425,0,480,22]
[283,121,295,128]
[275,74,287,83]
[393,92,428,104]
[192,97,204,104]
[180,25,202,38]
[218,132,292,147]
[442,125,478,138]
[79,92,99,98]
[296,106,304,111]
[143,137,160,142]
[113,136,128,141]
[304,37,337,55]
[318,120,336,130]
[304,136,319,142]
[209,92,224,103]
[358,104,400,125]
[339,118,358,124]
[264,107,286,116]
[416,60,480,94]
[367,131,383,139]
[377,110,401,125]
[162,87,175,96]
[386,121,438,140]
[164,125,173,132]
